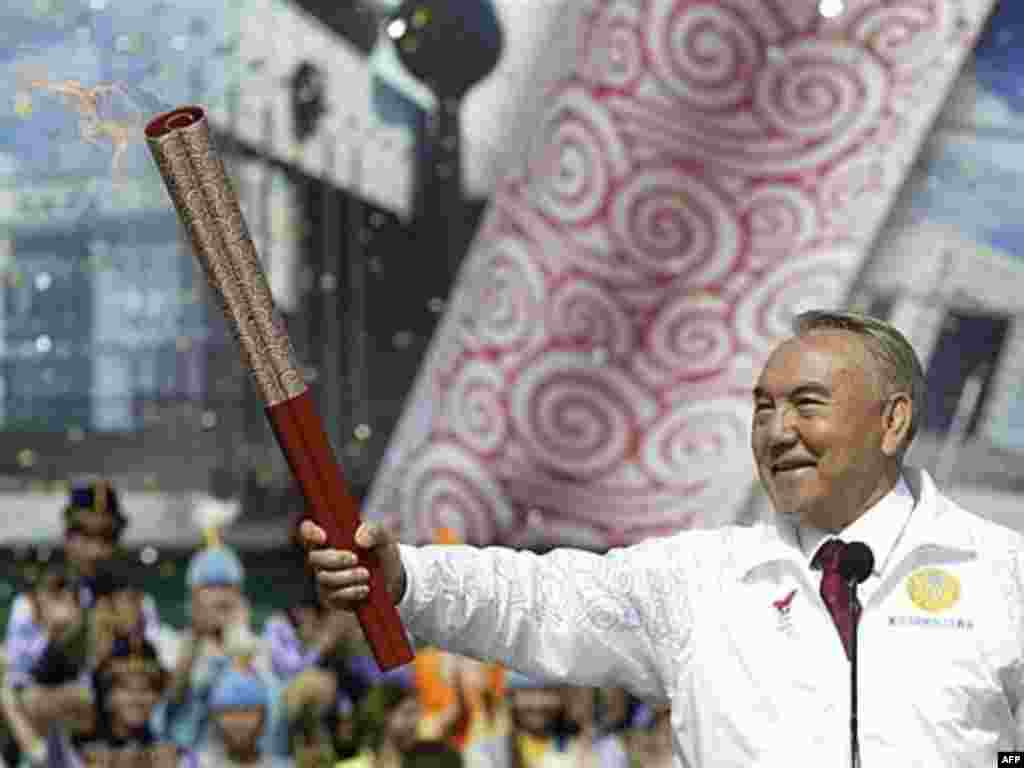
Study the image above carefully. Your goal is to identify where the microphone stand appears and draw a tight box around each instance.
[848,579,861,768]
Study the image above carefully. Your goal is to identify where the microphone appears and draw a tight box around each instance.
[839,542,874,585]
[839,542,874,768]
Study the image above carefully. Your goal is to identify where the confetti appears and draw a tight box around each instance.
[14,92,33,118]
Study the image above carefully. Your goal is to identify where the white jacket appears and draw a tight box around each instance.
[396,467,1024,767]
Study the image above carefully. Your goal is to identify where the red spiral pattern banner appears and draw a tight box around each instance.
[367,0,993,547]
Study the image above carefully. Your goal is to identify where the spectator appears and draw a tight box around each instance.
[464,673,569,768]
[89,557,150,667]
[339,670,421,768]
[325,693,357,763]
[61,479,124,584]
[277,525,377,710]
[621,705,671,768]
[263,577,356,685]
[4,557,82,692]
[0,559,169,767]
[63,479,161,639]
[0,557,98,766]
[48,636,193,767]
[275,657,340,765]
[199,667,291,768]
[592,690,632,739]
[558,687,628,768]
[159,539,251,751]
[3,480,159,700]
[414,653,500,752]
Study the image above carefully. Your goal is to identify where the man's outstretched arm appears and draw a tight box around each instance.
[302,520,686,702]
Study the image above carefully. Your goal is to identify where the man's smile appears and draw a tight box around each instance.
[771,459,817,476]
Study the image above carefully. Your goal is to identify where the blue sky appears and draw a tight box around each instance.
[0,0,239,180]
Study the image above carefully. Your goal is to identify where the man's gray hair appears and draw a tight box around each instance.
[792,309,926,452]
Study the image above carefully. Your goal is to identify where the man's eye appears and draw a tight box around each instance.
[754,402,772,412]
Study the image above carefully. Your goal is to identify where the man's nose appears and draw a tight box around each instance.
[763,404,799,447]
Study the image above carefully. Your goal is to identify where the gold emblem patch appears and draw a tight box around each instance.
[907,568,960,613]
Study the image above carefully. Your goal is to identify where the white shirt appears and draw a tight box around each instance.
[396,467,1024,767]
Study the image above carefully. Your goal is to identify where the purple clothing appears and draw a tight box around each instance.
[45,725,198,768]
[4,592,161,688]
[4,594,49,688]
[263,614,321,682]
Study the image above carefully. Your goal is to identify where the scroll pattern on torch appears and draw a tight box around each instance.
[147,129,282,403]
[146,111,305,406]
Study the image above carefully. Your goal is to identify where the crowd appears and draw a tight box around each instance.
[0,479,673,768]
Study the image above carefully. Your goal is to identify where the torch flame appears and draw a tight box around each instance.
[18,76,144,182]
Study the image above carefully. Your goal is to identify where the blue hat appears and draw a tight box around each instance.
[186,546,244,589]
[209,668,269,713]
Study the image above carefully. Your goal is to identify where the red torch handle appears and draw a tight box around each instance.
[266,391,414,670]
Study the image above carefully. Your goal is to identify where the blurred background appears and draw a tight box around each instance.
[0,0,1021,621]
[0,0,518,624]
[0,1,1020,766]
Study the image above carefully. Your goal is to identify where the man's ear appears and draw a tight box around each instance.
[881,393,912,457]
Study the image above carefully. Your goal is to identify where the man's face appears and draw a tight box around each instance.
[751,331,895,531]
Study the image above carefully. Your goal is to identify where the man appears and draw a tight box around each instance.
[301,310,1024,766]
[4,479,161,688]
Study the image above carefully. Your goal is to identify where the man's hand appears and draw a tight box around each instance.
[299,520,406,609]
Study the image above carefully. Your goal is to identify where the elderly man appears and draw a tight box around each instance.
[301,310,1024,766]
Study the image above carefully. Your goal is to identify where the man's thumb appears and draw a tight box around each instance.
[355,521,387,550]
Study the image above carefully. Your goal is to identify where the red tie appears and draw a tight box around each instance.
[812,539,861,661]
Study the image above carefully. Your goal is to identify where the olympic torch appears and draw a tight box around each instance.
[144,106,413,670]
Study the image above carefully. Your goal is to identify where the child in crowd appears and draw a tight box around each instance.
[465,674,627,768]
[262,578,355,685]
[338,669,422,768]
[159,539,252,751]
[49,637,191,767]
[199,667,291,768]
[0,555,96,766]
[4,481,159,696]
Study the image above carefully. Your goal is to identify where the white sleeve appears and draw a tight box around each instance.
[396,539,689,702]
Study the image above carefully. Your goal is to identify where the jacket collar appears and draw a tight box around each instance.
[736,466,975,582]
[797,474,914,577]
